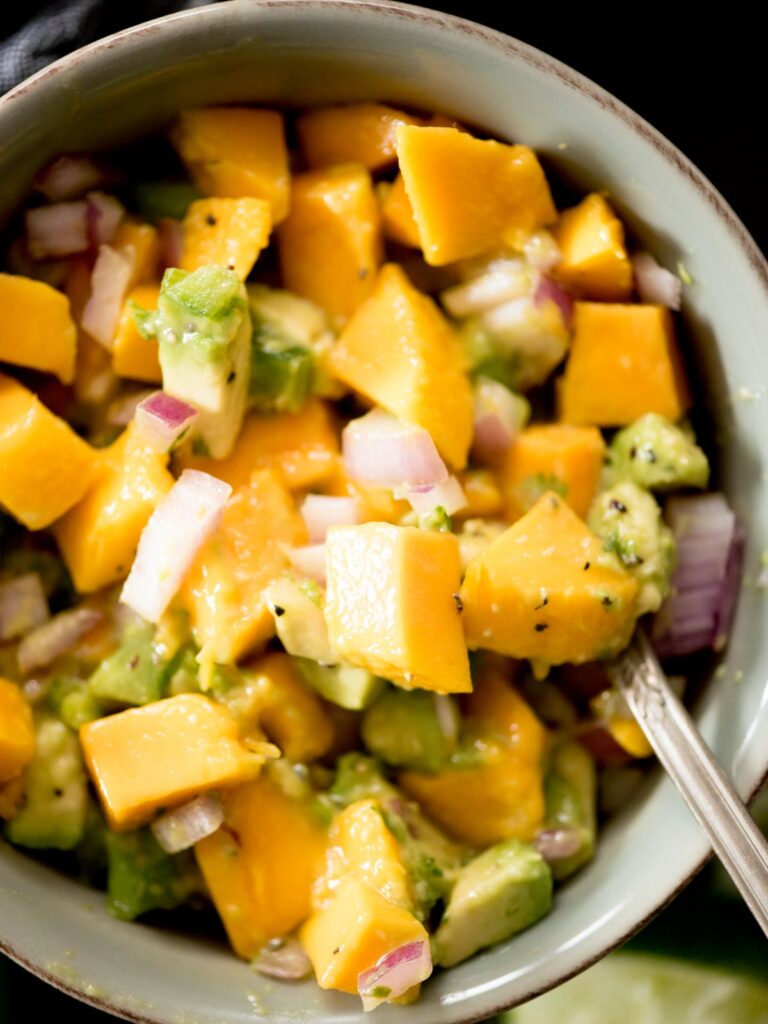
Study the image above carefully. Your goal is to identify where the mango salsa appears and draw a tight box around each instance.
[0,273,77,383]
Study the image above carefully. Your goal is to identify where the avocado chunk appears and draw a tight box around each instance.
[361,688,459,772]
[432,838,552,967]
[249,340,314,414]
[5,713,88,850]
[135,265,251,458]
[296,659,383,711]
[88,624,173,706]
[106,827,199,921]
[607,413,709,491]
[263,577,337,665]
[48,676,104,729]
[588,481,676,614]
[131,181,202,221]
[540,741,596,881]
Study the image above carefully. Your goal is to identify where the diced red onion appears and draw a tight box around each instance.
[86,191,125,248]
[534,826,584,862]
[150,793,224,854]
[0,573,49,642]
[400,475,467,517]
[358,939,432,1011]
[26,202,89,259]
[17,606,103,674]
[135,391,199,451]
[5,237,70,287]
[522,229,561,271]
[253,937,313,981]
[472,377,529,464]
[342,409,448,490]
[301,494,361,544]
[632,252,682,310]
[120,470,232,623]
[441,259,529,317]
[158,217,184,268]
[81,244,133,349]
[107,389,156,428]
[285,544,327,586]
[653,493,741,658]
[35,155,105,201]
[533,274,574,329]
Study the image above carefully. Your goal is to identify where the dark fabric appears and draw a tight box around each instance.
[0,0,214,94]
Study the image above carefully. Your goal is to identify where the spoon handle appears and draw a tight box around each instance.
[609,628,768,939]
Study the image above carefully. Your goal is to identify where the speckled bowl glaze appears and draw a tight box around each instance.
[1,3,767,1022]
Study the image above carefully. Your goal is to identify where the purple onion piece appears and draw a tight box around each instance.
[534,826,584,862]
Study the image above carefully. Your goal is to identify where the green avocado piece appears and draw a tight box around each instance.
[88,625,173,706]
[131,181,202,221]
[263,576,337,665]
[361,688,459,772]
[134,265,251,459]
[296,660,383,711]
[607,414,709,491]
[249,340,314,414]
[5,714,88,850]
[588,480,676,615]
[106,828,199,921]
[541,741,597,881]
[47,676,104,729]
[432,839,553,967]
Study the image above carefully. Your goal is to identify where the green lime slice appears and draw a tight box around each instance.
[502,953,768,1024]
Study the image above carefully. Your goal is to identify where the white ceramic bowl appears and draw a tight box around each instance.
[1,3,767,1021]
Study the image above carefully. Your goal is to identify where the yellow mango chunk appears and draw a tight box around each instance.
[0,373,97,530]
[397,125,557,265]
[80,693,265,830]
[176,399,339,491]
[180,197,272,280]
[456,468,504,519]
[113,220,161,287]
[460,492,639,665]
[559,303,690,426]
[553,193,632,301]
[400,749,545,847]
[322,456,410,524]
[608,718,653,758]
[277,164,382,325]
[112,284,162,383]
[314,799,411,911]
[330,264,473,469]
[325,523,471,694]
[181,470,307,664]
[378,174,421,248]
[0,273,76,384]
[301,875,429,995]
[0,678,35,785]
[503,424,605,521]
[298,103,423,172]
[244,652,334,762]
[0,775,25,820]
[465,671,550,765]
[172,107,290,222]
[195,776,327,959]
[54,422,173,592]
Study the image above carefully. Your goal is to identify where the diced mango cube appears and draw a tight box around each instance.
[553,193,632,301]
[0,678,35,785]
[298,103,423,172]
[503,424,605,521]
[53,421,173,592]
[172,107,290,222]
[195,776,327,959]
[113,220,161,287]
[277,164,382,325]
[180,197,272,280]
[176,400,339,491]
[80,693,265,830]
[396,125,556,265]
[112,284,162,382]
[465,672,550,765]
[378,174,421,248]
[330,264,473,469]
[325,523,471,694]
[181,471,307,664]
[456,468,504,519]
[0,373,97,530]
[460,492,639,665]
[559,303,690,426]
[0,274,77,384]
[301,875,429,995]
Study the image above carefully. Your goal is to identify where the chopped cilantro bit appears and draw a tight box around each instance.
[418,506,452,533]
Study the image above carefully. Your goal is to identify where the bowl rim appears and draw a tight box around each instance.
[1,2,767,1022]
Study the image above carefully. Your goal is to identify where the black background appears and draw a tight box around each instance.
[1,3,766,1021]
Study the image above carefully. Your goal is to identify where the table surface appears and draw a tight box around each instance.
[1,4,766,1022]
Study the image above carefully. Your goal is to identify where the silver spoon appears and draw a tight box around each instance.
[608,627,768,938]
